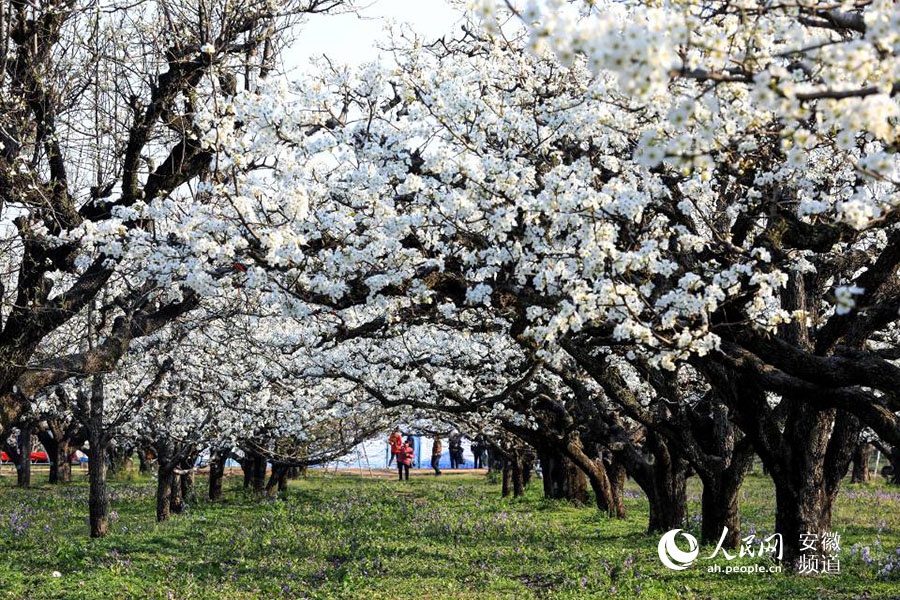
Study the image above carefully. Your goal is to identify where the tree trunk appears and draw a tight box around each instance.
[107,444,133,477]
[17,429,33,488]
[154,437,179,521]
[699,444,754,548]
[763,407,858,564]
[3,439,21,484]
[209,451,226,501]
[583,457,620,517]
[522,451,534,487]
[241,456,254,488]
[266,463,290,495]
[239,451,266,490]
[86,376,110,538]
[138,448,154,474]
[501,458,512,497]
[645,468,688,533]
[170,470,184,514]
[607,457,627,519]
[38,430,59,484]
[851,443,872,484]
[511,454,525,497]
[750,273,859,564]
[88,441,109,537]
[50,439,73,484]
[700,476,741,548]
[775,479,833,558]
[887,446,900,485]
[156,467,173,522]
[179,463,195,506]
[539,448,589,505]
[636,433,689,533]
[251,453,267,495]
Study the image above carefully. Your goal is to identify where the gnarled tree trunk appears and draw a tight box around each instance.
[538,447,589,505]
[88,439,109,537]
[624,432,689,533]
[156,466,174,522]
[266,463,290,496]
[39,417,85,485]
[209,450,227,501]
[251,453,267,495]
[698,441,755,548]
[850,442,872,484]
[154,438,177,522]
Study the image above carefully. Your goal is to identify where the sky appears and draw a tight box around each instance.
[287,0,464,72]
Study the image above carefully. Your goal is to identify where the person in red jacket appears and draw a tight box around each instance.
[398,438,415,481]
[387,429,403,466]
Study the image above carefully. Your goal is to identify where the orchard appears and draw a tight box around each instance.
[2,1,900,598]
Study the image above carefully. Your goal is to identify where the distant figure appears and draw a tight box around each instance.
[398,438,415,481]
[388,429,403,467]
[472,436,486,469]
[431,438,443,476]
[449,434,463,469]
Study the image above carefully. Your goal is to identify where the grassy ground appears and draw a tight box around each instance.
[1,467,899,599]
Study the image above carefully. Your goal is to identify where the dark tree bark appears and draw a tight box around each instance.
[850,442,872,483]
[242,461,253,488]
[209,450,227,501]
[502,460,512,497]
[698,447,754,548]
[771,409,858,562]
[17,427,33,488]
[266,463,289,496]
[885,445,900,485]
[643,434,690,533]
[88,440,109,537]
[713,270,866,563]
[153,441,196,519]
[890,452,900,485]
[2,436,21,482]
[565,442,618,517]
[170,469,184,514]
[251,453,267,495]
[107,443,133,477]
[606,456,628,519]
[178,455,196,506]
[522,449,535,486]
[751,402,857,563]
[53,440,71,484]
[156,466,174,522]
[538,447,589,505]
[37,424,78,484]
[509,453,525,497]
[86,377,109,538]
[598,429,690,534]
[138,447,156,474]
[154,438,177,521]
[872,440,900,484]
[240,454,256,489]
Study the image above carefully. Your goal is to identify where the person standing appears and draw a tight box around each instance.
[449,434,463,469]
[398,438,414,481]
[472,436,485,469]
[431,438,443,476]
[387,429,403,467]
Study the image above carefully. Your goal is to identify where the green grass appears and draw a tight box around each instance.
[1,468,899,599]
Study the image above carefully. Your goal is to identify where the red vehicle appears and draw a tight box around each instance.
[0,451,49,463]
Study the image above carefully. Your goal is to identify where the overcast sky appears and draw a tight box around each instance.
[288,0,463,72]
